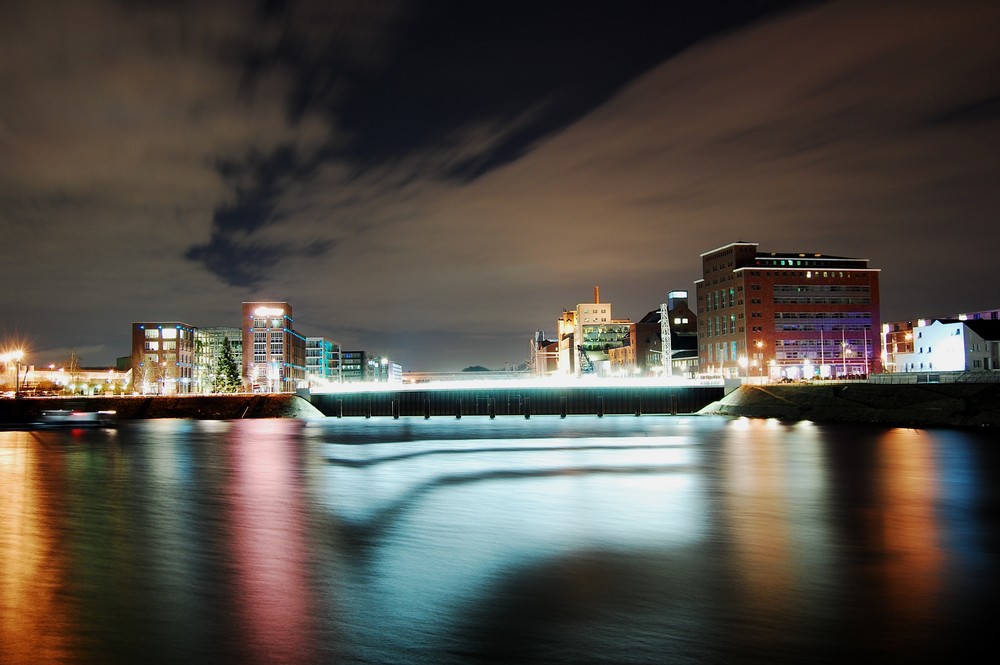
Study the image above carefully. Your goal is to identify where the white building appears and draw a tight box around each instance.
[894,319,1000,373]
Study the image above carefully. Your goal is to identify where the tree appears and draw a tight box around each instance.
[461,365,491,372]
[215,337,242,393]
[65,349,82,394]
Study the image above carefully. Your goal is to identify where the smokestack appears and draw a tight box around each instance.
[594,285,600,303]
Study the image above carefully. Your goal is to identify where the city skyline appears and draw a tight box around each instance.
[2,1,998,371]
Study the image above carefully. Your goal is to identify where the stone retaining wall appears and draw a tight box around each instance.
[0,394,324,424]
[700,383,1000,428]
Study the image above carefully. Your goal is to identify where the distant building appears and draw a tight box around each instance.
[241,302,306,392]
[194,326,242,393]
[893,319,1000,373]
[628,290,699,377]
[530,332,560,375]
[556,286,633,376]
[130,322,198,394]
[340,350,366,381]
[695,242,882,380]
[306,337,342,385]
[369,355,403,383]
[338,350,401,382]
[882,308,1000,372]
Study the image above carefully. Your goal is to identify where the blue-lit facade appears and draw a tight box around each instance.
[306,337,342,384]
[241,302,307,392]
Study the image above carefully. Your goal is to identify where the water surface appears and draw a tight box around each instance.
[2,416,997,663]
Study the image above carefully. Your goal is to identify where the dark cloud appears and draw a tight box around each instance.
[190,0,803,287]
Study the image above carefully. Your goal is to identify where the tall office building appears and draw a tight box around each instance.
[241,302,306,392]
[695,242,881,379]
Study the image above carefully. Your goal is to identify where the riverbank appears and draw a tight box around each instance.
[0,394,324,425]
[699,382,1000,428]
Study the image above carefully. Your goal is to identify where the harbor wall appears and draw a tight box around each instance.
[700,383,1000,428]
[0,394,322,424]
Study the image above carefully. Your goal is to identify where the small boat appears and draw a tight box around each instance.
[36,407,117,429]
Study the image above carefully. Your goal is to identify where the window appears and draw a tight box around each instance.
[144,341,159,351]
[162,328,177,339]
[145,329,159,339]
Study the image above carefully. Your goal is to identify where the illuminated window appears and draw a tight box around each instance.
[162,328,177,339]
[145,329,159,339]
[144,341,159,351]
[163,341,177,350]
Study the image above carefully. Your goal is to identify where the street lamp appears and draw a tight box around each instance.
[755,340,764,381]
[738,355,749,381]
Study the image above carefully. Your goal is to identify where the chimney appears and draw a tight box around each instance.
[594,285,600,304]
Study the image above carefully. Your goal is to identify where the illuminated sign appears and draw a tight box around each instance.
[254,307,285,317]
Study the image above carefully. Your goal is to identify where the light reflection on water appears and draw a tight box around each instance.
[1,416,998,664]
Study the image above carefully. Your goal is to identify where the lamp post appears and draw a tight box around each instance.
[738,355,749,382]
[755,340,764,382]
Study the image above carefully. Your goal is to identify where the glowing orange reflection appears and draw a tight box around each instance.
[872,428,942,622]
[0,432,74,662]
[722,420,796,618]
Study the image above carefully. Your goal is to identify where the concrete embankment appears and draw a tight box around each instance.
[0,394,324,424]
[700,383,1000,428]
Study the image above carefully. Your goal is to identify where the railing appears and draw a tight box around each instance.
[868,371,1000,384]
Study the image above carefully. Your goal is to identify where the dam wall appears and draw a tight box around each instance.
[700,383,1000,428]
[308,385,724,418]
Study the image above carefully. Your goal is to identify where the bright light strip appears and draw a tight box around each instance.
[310,375,723,395]
[254,307,285,317]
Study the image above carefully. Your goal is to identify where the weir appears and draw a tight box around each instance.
[307,385,724,418]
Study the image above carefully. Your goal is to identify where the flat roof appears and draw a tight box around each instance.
[699,241,758,257]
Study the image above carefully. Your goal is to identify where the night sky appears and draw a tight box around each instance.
[1,0,998,372]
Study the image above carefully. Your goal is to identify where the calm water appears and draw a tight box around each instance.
[1,416,998,664]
